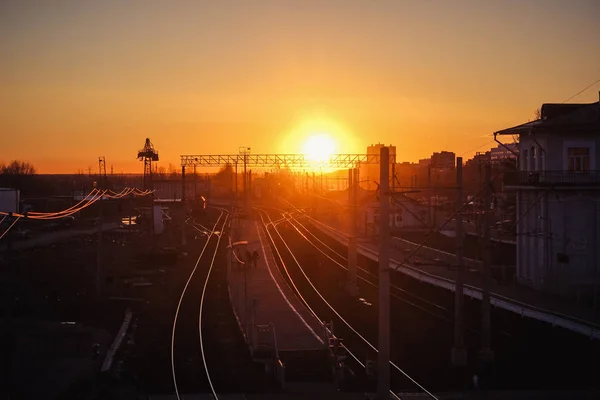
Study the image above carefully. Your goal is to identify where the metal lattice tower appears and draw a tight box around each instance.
[138,138,159,190]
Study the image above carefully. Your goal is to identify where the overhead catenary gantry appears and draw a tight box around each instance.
[180,153,397,168]
[180,148,395,396]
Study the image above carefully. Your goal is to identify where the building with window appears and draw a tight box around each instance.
[495,95,600,297]
[490,143,518,163]
[430,151,456,169]
[465,151,491,168]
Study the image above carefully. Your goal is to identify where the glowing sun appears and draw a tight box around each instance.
[301,133,337,163]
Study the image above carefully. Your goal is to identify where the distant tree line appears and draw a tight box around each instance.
[0,160,37,195]
[0,160,36,175]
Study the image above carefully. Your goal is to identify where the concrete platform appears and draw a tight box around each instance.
[227,216,325,354]
[307,216,600,339]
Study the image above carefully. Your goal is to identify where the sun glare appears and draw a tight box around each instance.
[301,134,337,163]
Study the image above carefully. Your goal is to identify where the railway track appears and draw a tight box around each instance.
[171,208,268,399]
[257,207,430,399]
[258,204,600,393]
[278,209,463,327]
[170,210,228,397]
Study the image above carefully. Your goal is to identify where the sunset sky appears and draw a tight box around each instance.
[1,0,599,173]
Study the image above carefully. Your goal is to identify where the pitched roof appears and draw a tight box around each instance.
[494,120,543,136]
[495,101,600,136]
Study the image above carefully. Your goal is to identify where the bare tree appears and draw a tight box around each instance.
[1,160,36,175]
[534,108,541,120]
[0,160,37,192]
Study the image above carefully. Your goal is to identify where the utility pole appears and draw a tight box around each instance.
[243,153,248,212]
[354,167,360,233]
[244,247,248,335]
[96,186,103,298]
[235,161,238,202]
[239,146,250,212]
[428,165,433,229]
[347,168,358,296]
[181,166,186,247]
[391,161,396,194]
[480,163,494,363]
[193,164,197,201]
[452,157,467,366]
[377,146,390,399]
[128,192,133,232]
[478,161,483,245]
[150,189,155,244]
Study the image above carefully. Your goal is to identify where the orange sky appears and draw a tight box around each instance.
[1,1,599,173]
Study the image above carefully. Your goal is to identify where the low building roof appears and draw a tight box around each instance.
[495,101,600,136]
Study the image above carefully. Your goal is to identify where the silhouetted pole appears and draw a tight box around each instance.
[452,157,467,366]
[149,170,155,244]
[391,161,396,194]
[193,164,197,200]
[244,246,248,335]
[243,154,248,212]
[377,146,390,399]
[428,164,432,228]
[320,168,323,194]
[249,169,252,201]
[305,173,309,194]
[480,163,494,362]
[96,190,103,298]
[347,168,358,296]
[128,193,133,232]
[354,167,360,229]
[181,166,186,246]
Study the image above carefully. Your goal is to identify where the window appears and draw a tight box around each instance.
[567,147,590,171]
[530,146,536,171]
[522,149,528,171]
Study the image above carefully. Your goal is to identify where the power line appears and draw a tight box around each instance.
[459,140,496,157]
[27,189,99,216]
[0,187,154,221]
[562,76,600,103]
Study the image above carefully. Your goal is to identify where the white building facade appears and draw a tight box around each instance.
[496,98,600,298]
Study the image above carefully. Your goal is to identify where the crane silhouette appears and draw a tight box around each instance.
[137,138,159,190]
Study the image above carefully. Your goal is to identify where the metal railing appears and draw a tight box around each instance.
[504,170,600,186]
